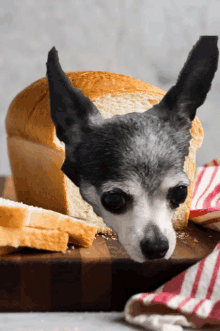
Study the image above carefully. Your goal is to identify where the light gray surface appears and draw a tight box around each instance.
[1,0,220,176]
[0,312,198,331]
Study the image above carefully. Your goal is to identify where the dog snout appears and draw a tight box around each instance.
[140,236,169,260]
[140,225,169,260]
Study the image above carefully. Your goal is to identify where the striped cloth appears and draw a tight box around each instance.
[190,159,220,231]
[124,158,220,330]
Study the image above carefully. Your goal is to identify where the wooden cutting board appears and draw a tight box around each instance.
[0,176,220,312]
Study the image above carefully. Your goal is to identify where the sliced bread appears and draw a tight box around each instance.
[0,197,97,248]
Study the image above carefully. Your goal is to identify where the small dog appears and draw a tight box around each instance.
[46,36,218,263]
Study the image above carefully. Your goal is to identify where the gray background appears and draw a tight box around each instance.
[0,2,219,330]
[1,0,220,176]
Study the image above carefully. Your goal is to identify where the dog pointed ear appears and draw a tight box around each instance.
[46,47,103,142]
[158,36,219,121]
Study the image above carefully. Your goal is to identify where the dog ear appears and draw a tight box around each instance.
[46,47,103,143]
[158,36,219,121]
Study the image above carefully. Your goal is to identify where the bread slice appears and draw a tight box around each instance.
[5,71,204,231]
[0,197,97,247]
[0,226,68,252]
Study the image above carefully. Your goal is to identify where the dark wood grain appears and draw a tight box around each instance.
[1,176,220,311]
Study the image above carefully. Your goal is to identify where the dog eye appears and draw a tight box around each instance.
[168,185,188,208]
[101,190,133,214]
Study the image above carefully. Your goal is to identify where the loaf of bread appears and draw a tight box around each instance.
[5,72,204,232]
[0,197,97,252]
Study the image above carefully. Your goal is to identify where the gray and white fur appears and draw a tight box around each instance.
[46,36,219,263]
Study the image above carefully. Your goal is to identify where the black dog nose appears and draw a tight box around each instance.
[140,229,169,260]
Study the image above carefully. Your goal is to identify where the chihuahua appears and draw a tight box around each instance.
[46,36,218,263]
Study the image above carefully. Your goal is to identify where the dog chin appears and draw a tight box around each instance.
[127,253,146,263]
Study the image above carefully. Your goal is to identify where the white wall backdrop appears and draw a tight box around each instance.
[1,0,220,175]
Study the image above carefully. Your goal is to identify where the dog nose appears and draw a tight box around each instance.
[140,237,169,260]
[140,225,169,260]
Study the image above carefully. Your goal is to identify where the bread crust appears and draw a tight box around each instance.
[0,197,97,248]
[0,226,68,252]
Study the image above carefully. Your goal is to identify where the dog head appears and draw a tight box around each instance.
[46,36,218,262]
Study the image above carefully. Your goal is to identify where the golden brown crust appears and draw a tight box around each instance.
[66,71,166,100]
[5,71,165,150]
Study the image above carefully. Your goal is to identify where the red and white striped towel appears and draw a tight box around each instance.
[124,159,220,330]
[125,242,220,330]
[190,162,220,230]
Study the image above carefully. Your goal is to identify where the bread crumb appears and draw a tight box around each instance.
[176,230,199,246]
[96,233,118,240]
